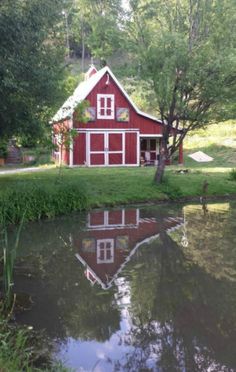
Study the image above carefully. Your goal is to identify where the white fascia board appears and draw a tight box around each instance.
[51,65,163,125]
[140,134,163,137]
[104,66,163,124]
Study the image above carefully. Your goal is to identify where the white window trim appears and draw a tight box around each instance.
[97,239,114,264]
[97,94,114,119]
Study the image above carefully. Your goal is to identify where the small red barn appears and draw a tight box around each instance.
[52,65,183,167]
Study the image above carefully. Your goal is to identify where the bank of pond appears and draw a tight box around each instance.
[1,166,236,226]
[0,200,236,370]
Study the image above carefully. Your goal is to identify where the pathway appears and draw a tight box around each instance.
[0,165,56,176]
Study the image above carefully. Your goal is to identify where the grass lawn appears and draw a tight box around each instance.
[0,120,236,223]
[0,165,235,206]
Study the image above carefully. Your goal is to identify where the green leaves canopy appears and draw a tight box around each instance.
[0,0,65,144]
[127,0,236,152]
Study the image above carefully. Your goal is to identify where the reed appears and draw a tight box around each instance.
[1,212,25,313]
[0,317,69,371]
[229,168,236,181]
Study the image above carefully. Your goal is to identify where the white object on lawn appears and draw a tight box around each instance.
[188,151,213,162]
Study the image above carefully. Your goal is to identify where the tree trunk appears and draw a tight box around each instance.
[154,151,166,184]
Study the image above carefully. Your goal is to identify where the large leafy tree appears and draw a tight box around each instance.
[70,0,124,67]
[127,0,236,183]
[0,0,65,145]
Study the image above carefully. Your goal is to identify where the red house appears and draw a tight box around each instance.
[74,208,183,289]
[52,65,184,167]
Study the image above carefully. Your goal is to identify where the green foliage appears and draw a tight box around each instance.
[0,0,65,143]
[1,213,25,313]
[0,317,70,370]
[0,141,8,159]
[70,0,124,63]
[0,182,88,225]
[159,176,183,200]
[229,169,236,181]
[0,319,31,371]
[126,0,236,182]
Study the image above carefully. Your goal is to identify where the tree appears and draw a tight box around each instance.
[0,0,65,145]
[70,0,124,66]
[126,0,236,183]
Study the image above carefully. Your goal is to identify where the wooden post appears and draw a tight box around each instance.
[178,142,184,165]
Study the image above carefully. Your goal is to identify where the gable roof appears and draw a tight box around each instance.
[52,66,163,124]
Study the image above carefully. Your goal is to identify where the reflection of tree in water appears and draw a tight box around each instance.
[114,226,236,371]
[13,203,236,370]
[14,216,120,342]
[179,203,236,282]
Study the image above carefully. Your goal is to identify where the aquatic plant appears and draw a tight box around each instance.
[229,168,236,181]
[0,212,25,314]
[0,317,69,371]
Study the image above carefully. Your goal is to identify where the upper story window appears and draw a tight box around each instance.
[97,94,114,119]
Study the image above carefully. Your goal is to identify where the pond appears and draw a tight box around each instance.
[10,201,236,371]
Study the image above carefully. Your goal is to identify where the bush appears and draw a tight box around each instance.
[0,141,8,159]
[0,183,88,225]
[159,176,183,200]
[0,318,68,371]
[229,168,236,181]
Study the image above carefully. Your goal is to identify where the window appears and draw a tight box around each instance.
[97,239,114,263]
[97,94,114,119]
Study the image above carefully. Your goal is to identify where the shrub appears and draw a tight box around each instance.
[0,183,88,225]
[159,176,183,200]
[0,141,8,159]
[0,318,68,371]
[229,168,236,181]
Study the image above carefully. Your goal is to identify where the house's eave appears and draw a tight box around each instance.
[105,66,163,124]
[52,66,163,124]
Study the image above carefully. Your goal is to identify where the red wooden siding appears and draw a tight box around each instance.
[90,133,104,151]
[91,153,104,165]
[109,133,122,151]
[73,133,86,165]
[125,132,137,164]
[109,153,122,165]
[73,73,163,136]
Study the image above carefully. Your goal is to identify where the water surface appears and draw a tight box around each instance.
[12,201,236,371]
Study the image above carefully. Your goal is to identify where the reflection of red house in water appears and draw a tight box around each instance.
[75,209,183,289]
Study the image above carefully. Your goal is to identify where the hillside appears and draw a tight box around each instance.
[183,120,236,168]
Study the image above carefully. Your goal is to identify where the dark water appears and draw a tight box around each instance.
[11,201,236,371]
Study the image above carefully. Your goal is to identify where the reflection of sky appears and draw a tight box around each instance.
[58,277,135,371]
[58,335,135,372]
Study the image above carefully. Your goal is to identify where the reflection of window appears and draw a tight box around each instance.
[97,94,114,119]
[116,235,129,250]
[97,239,114,263]
[82,238,96,252]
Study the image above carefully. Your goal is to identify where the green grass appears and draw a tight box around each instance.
[183,120,236,168]
[0,120,236,224]
[0,166,235,223]
[0,317,69,371]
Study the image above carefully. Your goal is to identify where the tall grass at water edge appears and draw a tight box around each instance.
[1,214,25,313]
[0,317,69,371]
[0,182,88,225]
[229,169,236,181]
